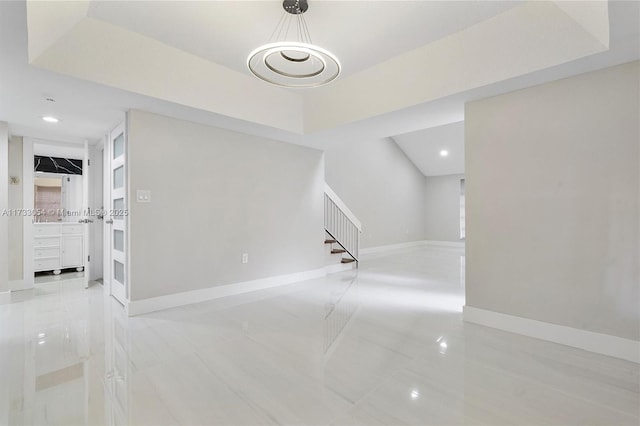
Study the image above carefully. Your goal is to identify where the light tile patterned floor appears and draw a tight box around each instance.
[1,246,638,425]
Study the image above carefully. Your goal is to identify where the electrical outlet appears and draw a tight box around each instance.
[241,253,249,264]
[136,190,151,203]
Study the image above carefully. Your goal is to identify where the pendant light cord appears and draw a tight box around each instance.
[268,1,313,44]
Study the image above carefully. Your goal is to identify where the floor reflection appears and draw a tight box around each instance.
[2,277,94,425]
[104,296,130,425]
[0,247,637,425]
[323,274,359,355]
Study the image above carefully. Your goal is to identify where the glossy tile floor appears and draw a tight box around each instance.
[1,246,638,425]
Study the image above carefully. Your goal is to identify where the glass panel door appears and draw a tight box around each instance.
[108,122,127,305]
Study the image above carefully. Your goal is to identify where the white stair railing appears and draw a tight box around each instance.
[324,184,361,261]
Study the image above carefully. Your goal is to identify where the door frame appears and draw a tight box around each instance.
[89,140,105,282]
[22,137,34,290]
[102,134,111,292]
[22,137,91,290]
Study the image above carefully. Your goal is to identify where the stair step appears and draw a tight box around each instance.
[324,239,337,244]
[341,258,356,264]
[331,248,346,254]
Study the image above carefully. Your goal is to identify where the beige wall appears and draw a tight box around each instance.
[465,61,640,340]
[127,110,325,301]
[8,136,22,281]
[322,137,426,248]
[424,174,464,242]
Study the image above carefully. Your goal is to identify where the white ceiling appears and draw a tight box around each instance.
[86,1,521,79]
[394,122,464,177]
[1,1,639,177]
[0,1,305,143]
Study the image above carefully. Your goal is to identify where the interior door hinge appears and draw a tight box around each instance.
[88,159,91,166]
[88,255,91,262]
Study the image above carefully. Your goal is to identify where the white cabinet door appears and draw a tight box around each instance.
[62,235,83,268]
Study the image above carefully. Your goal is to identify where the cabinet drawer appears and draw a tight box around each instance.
[34,225,60,236]
[35,247,59,259]
[34,237,60,248]
[62,224,83,235]
[34,258,60,272]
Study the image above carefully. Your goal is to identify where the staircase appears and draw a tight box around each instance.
[325,237,356,264]
[324,184,361,269]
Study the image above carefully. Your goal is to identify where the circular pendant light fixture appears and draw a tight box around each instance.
[247,0,340,88]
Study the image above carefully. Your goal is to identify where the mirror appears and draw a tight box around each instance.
[34,173,83,222]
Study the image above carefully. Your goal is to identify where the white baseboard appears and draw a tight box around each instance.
[360,240,464,255]
[325,262,356,274]
[128,267,327,316]
[424,240,465,249]
[463,305,640,364]
[0,291,10,305]
[360,240,428,255]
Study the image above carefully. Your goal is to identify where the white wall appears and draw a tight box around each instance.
[0,122,8,292]
[127,110,325,301]
[8,136,23,281]
[424,174,464,242]
[322,137,426,249]
[465,61,639,341]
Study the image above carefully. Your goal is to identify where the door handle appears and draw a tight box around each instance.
[105,219,114,225]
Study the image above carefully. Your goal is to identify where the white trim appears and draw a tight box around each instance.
[82,140,90,289]
[463,305,640,364]
[0,291,10,305]
[101,134,111,293]
[360,240,427,255]
[325,262,356,274]
[127,267,327,316]
[360,240,465,255]
[424,240,465,249]
[22,138,34,290]
[324,183,361,231]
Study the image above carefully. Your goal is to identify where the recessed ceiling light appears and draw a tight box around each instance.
[440,150,449,157]
[42,116,59,123]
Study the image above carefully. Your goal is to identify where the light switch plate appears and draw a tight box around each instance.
[136,190,151,203]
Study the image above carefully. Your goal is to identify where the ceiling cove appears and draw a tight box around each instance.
[26,1,610,135]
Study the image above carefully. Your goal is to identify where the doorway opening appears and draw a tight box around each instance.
[22,138,104,290]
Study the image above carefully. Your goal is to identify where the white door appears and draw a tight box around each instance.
[106,123,127,305]
[80,141,91,289]
[90,144,104,282]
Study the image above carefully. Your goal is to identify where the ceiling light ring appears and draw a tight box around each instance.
[264,45,326,79]
[247,41,340,88]
[247,1,340,88]
[280,51,310,63]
